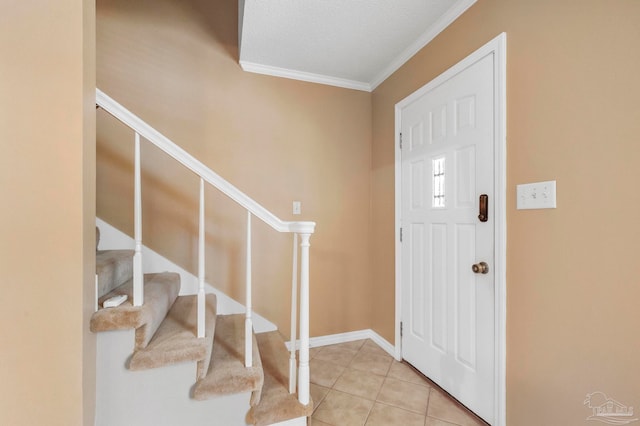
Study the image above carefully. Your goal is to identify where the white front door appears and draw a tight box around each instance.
[399,51,496,423]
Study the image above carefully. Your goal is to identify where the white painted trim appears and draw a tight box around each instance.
[133,133,143,307]
[239,61,372,92]
[197,178,206,338]
[296,233,311,405]
[96,89,316,236]
[394,102,403,362]
[371,0,477,91]
[96,217,277,333]
[493,32,508,426]
[245,212,253,367]
[394,33,507,426]
[285,329,395,358]
[269,417,306,426]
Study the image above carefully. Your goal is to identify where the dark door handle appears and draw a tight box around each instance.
[478,194,488,222]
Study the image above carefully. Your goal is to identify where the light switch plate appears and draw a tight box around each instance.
[293,201,301,215]
[516,180,557,210]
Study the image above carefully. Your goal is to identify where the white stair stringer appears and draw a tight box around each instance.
[96,217,276,333]
[269,419,306,426]
[96,329,253,426]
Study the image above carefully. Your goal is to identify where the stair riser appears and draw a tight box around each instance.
[129,294,217,377]
[96,250,134,298]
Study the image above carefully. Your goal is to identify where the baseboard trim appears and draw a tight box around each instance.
[285,329,396,358]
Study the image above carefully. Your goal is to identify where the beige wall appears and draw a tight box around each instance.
[96,0,373,336]
[0,1,96,425]
[96,0,640,423]
[372,0,640,424]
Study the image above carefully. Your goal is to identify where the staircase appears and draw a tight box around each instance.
[93,89,315,425]
[92,230,312,425]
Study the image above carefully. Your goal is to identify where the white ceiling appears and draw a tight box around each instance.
[239,0,476,92]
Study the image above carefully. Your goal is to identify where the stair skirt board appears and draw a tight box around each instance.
[268,418,307,426]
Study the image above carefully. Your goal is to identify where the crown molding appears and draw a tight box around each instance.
[240,60,372,92]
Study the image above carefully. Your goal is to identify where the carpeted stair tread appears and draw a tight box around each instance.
[129,293,217,379]
[192,314,264,402]
[96,249,133,298]
[90,272,181,349]
[246,331,313,425]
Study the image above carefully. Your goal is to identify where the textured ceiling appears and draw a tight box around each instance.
[239,0,476,91]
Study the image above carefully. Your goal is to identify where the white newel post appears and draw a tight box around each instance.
[245,211,253,367]
[297,233,311,405]
[197,178,206,338]
[133,132,143,306]
[289,233,299,394]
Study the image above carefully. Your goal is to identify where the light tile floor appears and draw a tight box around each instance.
[307,339,489,426]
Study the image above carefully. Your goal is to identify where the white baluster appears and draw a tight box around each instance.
[245,211,253,367]
[197,178,206,338]
[133,132,143,306]
[297,233,311,405]
[289,233,299,394]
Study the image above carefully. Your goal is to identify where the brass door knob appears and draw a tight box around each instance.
[472,262,489,274]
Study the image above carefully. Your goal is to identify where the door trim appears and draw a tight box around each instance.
[394,32,506,426]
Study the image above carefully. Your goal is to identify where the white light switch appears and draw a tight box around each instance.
[516,180,557,210]
[293,201,301,215]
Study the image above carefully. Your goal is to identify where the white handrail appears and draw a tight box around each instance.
[96,89,315,235]
[97,88,314,409]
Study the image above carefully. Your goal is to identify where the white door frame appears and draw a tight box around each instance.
[394,32,507,426]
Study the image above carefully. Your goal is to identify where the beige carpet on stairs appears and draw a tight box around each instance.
[90,272,181,349]
[246,331,313,426]
[92,238,309,424]
[129,293,217,379]
[192,314,264,404]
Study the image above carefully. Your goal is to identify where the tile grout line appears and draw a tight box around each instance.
[312,339,485,426]
[359,343,381,426]
[423,388,432,426]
